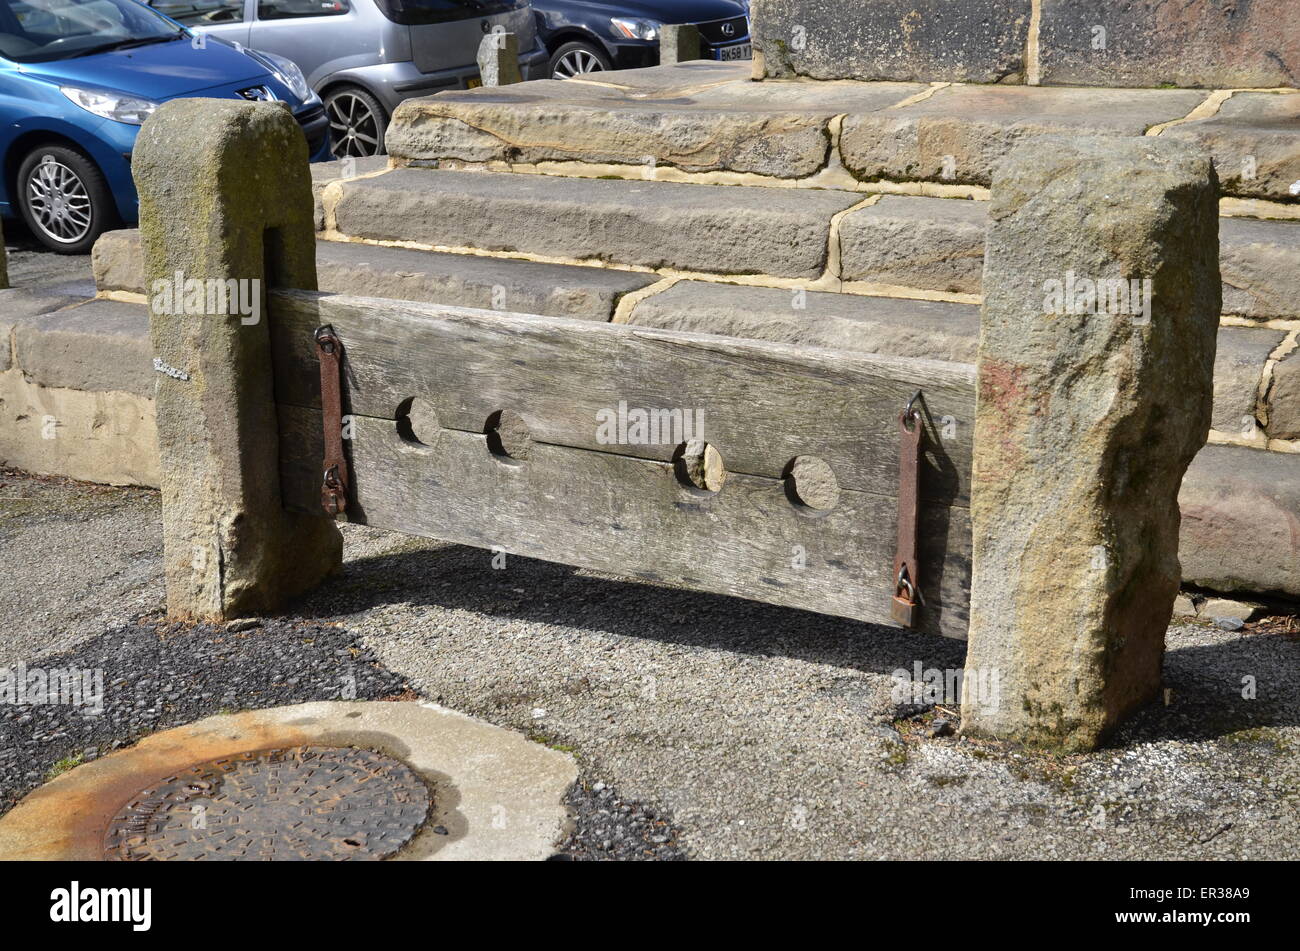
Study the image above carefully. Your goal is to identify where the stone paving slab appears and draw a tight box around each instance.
[627,280,981,362]
[1212,326,1287,433]
[0,701,576,861]
[840,84,1208,188]
[1181,444,1300,596]
[388,70,921,176]
[1266,349,1300,440]
[332,168,861,279]
[1220,214,1300,320]
[10,298,152,398]
[1165,93,1300,206]
[839,195,987,293]
[94,229,656,320]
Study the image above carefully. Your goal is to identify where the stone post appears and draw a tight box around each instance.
[133,99,342,620]
[660,24,702,65]
[962,136,1219,751]
[477,31,522,87]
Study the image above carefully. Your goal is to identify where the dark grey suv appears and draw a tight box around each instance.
[152,0,547,156]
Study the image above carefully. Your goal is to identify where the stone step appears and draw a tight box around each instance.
[625,280,1290,438]
[329,167,861,280]
[842,196,1300,321]
[92,230,657,321]
[386,62,1299,203]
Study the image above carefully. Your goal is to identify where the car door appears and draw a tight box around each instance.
[150,0,252,46]
[403,0,532,74]
[246,0,368,86]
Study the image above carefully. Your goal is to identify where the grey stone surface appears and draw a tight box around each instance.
[965,136,1220,751]
[91,229,143,295]
[477,31,522,87]
[839,196,986,293]
[0,281,98,374]
[1211,326,1285,435]
[10,299,151,398]
[0,217,7,290]
[1038,0,1299,90]
[1266,348,1300,440]
[751,0,1032,83]
[310,155,388,229]
[627,280,980,362]
[1181,444,1300,597]
[1219,216,1300,321]
[388,67,919,178]
[1165,93,1300,205]
[134,98,341,620]
[93,228,656,320]
[840,83,1205,187]
[333,167,861,278]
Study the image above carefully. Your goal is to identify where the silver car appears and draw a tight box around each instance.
[150,0,546,157]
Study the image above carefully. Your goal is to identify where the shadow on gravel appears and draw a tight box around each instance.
[293,539,1300,746]
[294,539,967,683]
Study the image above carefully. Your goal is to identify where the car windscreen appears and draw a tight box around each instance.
[0,0,183,63]
[372,0,525,27]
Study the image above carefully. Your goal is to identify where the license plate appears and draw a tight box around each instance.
[467,77,482,89]
[715,42,751,61]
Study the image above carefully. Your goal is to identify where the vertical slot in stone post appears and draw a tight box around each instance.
[962,135,1220,750]
[134,99,342,620]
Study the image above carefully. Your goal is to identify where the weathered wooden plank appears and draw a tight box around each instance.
[277,405,972,638]
[268,290,976,505]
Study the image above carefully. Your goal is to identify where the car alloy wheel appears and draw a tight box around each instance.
[26,155,93,246]
[327,90,383,158]
[553,47,606,79]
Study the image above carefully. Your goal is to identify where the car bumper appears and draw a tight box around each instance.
[608,33,753,70]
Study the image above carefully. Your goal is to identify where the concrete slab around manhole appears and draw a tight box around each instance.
[0,701,577,861]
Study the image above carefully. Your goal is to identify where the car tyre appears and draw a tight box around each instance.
[548,41,611,79]
[324,86,388,158]
[16,144,116,255]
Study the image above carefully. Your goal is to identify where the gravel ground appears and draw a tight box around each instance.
[2,471,1297,860]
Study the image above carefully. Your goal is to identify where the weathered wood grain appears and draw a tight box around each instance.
[278,405,972,638]
[268,290,976,505]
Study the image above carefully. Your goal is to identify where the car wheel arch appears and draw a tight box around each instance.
[543,28,612,59]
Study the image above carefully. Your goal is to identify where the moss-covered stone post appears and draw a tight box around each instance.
[134,99,341,619]
[962,136,1219,750]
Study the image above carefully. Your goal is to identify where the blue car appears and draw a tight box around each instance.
[0,0,328,253]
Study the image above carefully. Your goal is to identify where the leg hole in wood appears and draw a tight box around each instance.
[783,455,840,513]
[673,438,726,495]
[396,397,440,446]
[485,409,533,461]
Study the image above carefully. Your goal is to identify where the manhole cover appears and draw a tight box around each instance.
[103,746,432,861]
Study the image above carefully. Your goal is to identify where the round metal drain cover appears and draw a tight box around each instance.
[103,746,432,861]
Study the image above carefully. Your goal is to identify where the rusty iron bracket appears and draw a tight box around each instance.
[315,324,349,518]
[891,390,924,628]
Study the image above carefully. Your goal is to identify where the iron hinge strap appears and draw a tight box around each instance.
[314,324,349,518]
[891,390,924,628]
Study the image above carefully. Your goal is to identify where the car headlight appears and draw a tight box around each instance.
[246,49,314,103]
[61,86,158,125]
[610,17,659,41]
